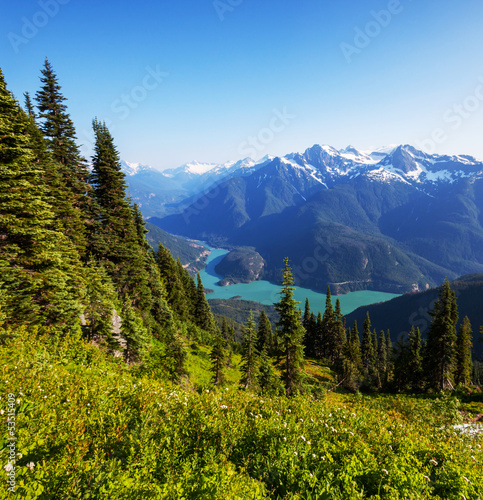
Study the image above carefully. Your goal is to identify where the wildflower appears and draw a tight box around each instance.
[26,462,35,470]
[4,464,13,472]
[430,459,438,466]
[382,469,388,475]
[294,451,297,456]
[283,437,287,441]
[0,410,3,415]
[220,405,227,409]
[43,396,47,399]
[307,441,311,445]
[321,456,326,461]
[312,454,316,458]
[300,418,303,422]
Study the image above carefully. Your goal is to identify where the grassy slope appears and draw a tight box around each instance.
[1,330,482,499]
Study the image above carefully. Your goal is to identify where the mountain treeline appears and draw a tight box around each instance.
[0,61,218,377]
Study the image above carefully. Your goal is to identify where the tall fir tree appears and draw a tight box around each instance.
[210,331,227,386]
[274,258,306,397]
[425,279,458,391]
[361,312,375,373]
[35,59,88,187]
[0,68,84,332]
[407,326,423,391]
[240,311,259,391]
[194,273,216,333]
[455,316,473,387]
[34,59,88,255]
[257,310,273,354]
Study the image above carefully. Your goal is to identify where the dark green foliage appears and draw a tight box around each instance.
[194,273,216,333]
[155,243,190,321]
[82,259,119,344]
[0,69,83,332]
[274,258,306,397]
[240,311,259,390]
[425,279,458,391]
[35,59,88,184]
[34,59,88,255]
[163,331,188,382]
[455,316,473,387]
[257,310,273,354]
[258,347,283,396]
[23,91,36,119]
[407,326,423,391]
[302,299,317,357]
[210,332,227,386]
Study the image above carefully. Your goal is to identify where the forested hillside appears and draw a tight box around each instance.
[1,62,482,498]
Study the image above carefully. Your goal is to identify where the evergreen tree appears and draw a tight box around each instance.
[0,69,83,331]
[258,347,283,396]
[361,312,375,373]
[407,326,423,391]
[194,273,216,333]
[23,91,36,119]
[82,259,119,345]
[425,279,458,391]
[210,332,227,386]
[377,330,387,390]
[274,258,306,397]
[240,311,259,391]
[320,286,335,360]
[455,316,473,387]
[35,59,88,188]
[385,331,393,386]
[155,243,189,321]
[257,310,273,353]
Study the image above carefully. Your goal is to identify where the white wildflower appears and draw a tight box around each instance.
[26,462,35,470]
[4,464,13,472]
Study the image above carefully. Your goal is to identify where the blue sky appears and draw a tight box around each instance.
[3,0,483,170]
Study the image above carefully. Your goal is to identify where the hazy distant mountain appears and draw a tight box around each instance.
[345,273,483,358]
[121,156,274,217]
[154,144,483,293]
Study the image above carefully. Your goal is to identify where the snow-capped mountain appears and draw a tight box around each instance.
[120,160,154,176]
[121,155,274,217]
[156,143,483,295]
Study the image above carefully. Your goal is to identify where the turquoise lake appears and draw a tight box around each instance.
[199,246,400,316]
